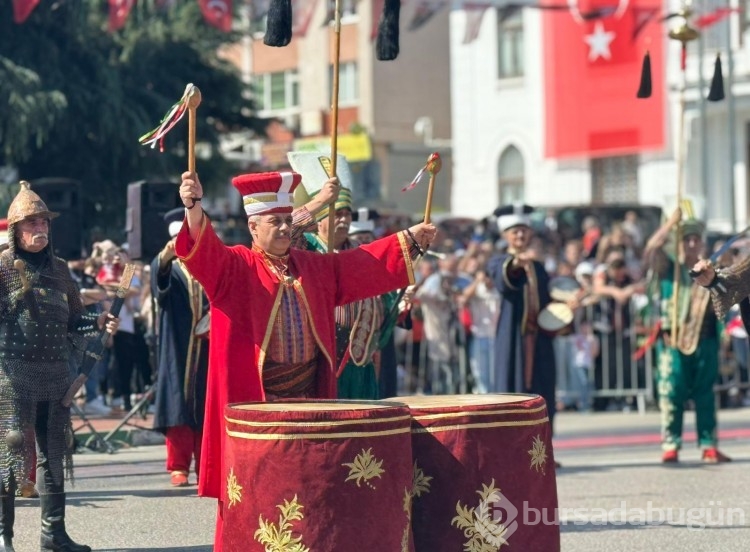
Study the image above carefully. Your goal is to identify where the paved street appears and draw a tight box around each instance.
[555,407,750,552]
[6,406,750,551]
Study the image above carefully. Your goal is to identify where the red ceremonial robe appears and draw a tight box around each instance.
[175,216,415,500]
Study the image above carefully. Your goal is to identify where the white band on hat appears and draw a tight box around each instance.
[243,194,295,217]
[497,214,531,233]
[278,172,295,194]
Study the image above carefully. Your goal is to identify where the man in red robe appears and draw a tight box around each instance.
[175,170,436,551]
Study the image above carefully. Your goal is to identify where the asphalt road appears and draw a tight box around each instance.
[6,407,750,551]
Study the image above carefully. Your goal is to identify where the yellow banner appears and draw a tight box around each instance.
[293,133,372,163]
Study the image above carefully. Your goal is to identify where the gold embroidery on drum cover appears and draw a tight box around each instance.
[412,462,432,498]
[402,488,412,552]
[226,467,243,509]
[452,480,512,551]
[528,435,547,475]
[254,495,310,552]
[402,462,434,551]
[342,447,384,489]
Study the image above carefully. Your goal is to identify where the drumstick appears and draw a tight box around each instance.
[422,153,442,224]
[187,85,202,208]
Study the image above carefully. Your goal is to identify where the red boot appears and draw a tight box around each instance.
[661,449,679,463]
[702,448,731,463]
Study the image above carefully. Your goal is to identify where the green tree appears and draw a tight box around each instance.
[0,0,265,243]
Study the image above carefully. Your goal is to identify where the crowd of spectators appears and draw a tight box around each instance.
[64,206,750,423]
[388,209,750,413]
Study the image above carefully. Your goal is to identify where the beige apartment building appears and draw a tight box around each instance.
[220,1,453,216]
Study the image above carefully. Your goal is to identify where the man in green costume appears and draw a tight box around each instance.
[302,188,403,399]
[644,208,730,463]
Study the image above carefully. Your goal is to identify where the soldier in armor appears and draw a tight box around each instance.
[0,182,120,552]
[644,209,730,464]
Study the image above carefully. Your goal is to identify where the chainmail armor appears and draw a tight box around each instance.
[0,247,99,491]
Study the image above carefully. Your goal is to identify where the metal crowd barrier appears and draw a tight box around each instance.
[394,295,749,413]
[554,296,655,415]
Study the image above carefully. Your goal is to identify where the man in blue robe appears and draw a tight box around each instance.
[488,204,557,430]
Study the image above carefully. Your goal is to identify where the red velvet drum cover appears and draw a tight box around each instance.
[384,394,561,552]
[222,400,416,551]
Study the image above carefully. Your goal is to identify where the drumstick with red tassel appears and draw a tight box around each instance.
[402,152,442,224]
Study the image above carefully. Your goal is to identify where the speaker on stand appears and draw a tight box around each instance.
[31,178,84,260]
[126,181,182,262]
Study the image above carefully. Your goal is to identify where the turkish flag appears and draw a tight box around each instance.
[199,0,233,32]
[543,0,664,158]
[108,0,136,32]
[12,0,40,23]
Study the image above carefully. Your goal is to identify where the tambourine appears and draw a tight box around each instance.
[194,313,210,339]
[538,302,574,333]
[549,276,581,303]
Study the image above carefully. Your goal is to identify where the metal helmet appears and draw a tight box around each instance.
[7,181,59,225]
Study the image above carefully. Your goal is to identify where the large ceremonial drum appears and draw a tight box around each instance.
[384,394,561,552]
[223,400,415,551]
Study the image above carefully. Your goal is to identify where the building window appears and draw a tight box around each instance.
[498,146,525,204]
[591,155,638,203]
[497,9,524,79]
[329,62,359,106]
[255,70,300,113]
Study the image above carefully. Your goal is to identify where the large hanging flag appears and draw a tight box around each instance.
[199,0,233,32]
[12,0,40,23]
[109,0,136,32]
[543,0,665,158]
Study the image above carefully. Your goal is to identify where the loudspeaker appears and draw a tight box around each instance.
[126,181,182,261]
[31,178,84,260]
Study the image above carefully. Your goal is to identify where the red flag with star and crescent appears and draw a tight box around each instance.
[542,0,664,158]
[199,0,233,32]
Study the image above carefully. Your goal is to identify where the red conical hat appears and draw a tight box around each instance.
[233,172,301,217]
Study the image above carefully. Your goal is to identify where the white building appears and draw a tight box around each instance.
[449,1,749,233]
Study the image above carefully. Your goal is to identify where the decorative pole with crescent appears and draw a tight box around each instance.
[667,2,699,345]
